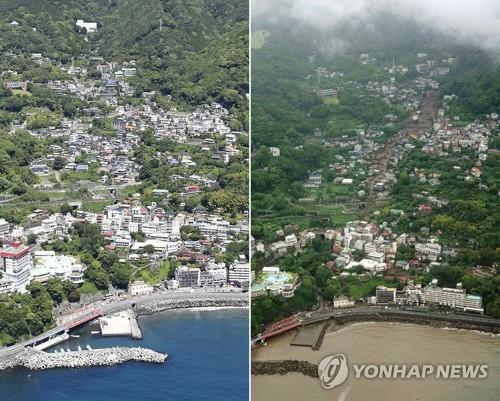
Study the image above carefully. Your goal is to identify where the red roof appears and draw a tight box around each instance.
[0,246,30,258]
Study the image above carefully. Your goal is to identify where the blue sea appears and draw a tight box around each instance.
[0,308,249,401]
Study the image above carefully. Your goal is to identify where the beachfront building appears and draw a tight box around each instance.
[175,267,201,288]
[422,279,483,313]
[333,295,355,308]
[228,259,250,287]
[375,285,397,304]
[128,280,154,296]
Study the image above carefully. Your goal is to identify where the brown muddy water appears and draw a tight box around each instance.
[252,322,500,401]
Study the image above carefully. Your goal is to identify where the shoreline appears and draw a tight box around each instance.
[252,320,500,379]
[0,295,249,369]
[325,320,500,338]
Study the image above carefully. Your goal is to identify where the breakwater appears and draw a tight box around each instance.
[252,360,318,377]
[135,297,249,315]
[0,346,167,371]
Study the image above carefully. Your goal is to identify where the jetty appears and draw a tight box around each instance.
[0,347,167,371]
[99,309,142,339]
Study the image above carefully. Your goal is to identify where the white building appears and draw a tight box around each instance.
[228,259,250,286]
[76,19,98,33]
[284,234,298,247]
[128,280,153,296]
[415,242,441,262]
[31,251,85,284]
[0,219,10,237]
[333,295,355,308]
[422,280,483,313]
[41,215,58,234]
[0,243,32,293]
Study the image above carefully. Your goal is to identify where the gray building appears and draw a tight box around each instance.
[175,267,200,288]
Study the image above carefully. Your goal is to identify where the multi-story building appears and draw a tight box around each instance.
[333,295,355,308]
[422,280,483,313]
[175,267,201,288]
[0,242,32,293]
[228,260,250,287]
[415,242,441,261]
[375,285,396,304]
[201,263,227,287]
[0,219,10,238]
[128,280,153,296]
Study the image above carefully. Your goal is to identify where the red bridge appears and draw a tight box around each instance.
[261,316,302,340]
[63,306,104,330]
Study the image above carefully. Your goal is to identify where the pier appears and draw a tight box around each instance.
[99,309,142,339]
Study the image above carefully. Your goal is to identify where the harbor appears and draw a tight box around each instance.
[0,292,248,361]
[0,308,248,401]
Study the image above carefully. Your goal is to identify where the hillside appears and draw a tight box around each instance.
[0,0,248,120]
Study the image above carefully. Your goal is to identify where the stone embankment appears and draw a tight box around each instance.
[332,312,500,333]
[136,297,248,315]
[0,346,167,371]
[252,360,318,377]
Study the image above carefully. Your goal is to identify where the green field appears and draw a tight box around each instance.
[347,277,392,300]
[252,30,270,49]
[12,89,31,96]
[323,97,339,105]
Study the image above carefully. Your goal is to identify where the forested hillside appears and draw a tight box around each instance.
[0,0,248,121]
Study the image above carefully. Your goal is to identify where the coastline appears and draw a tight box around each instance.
[325,320,500,338]
[0,294,249,370]
[251,321,500,401]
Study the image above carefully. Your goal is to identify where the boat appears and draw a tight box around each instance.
[34,333,70,351]
[70,334,80,338]
[86,345,92,350]
[91,330,100,335]
[78,345,82,351]
[66,348,71,352]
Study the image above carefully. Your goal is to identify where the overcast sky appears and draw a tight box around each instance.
[252,0,500,50]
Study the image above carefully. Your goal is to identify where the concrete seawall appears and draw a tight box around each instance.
[0,347,167,371]
[252,360,318,377]
[135,297,249,315]
[330,312,500,333]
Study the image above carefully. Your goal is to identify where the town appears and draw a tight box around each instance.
[251,48,498,333]
[0,17,249,348]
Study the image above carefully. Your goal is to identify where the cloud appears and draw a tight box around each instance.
[252,0,500,50]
